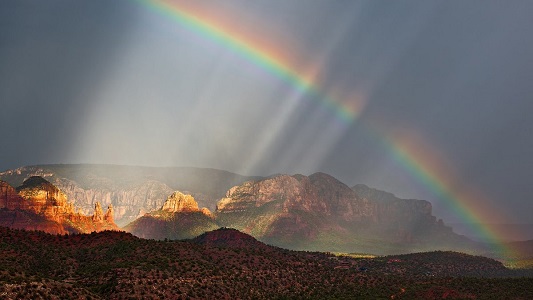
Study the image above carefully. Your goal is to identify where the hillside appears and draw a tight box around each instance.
[0,226,532,299]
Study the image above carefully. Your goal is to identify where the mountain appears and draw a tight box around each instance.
[1,164,477,255]
[124,191,218,240]
[0,164,260,226]
[0,226,531,299]
[0,177,117,234]
[216,173,472,254]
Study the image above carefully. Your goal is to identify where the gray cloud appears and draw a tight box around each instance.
[1,0,533,225]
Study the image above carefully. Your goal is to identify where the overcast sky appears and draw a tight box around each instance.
[1,0,532,226]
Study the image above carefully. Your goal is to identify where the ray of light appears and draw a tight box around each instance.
[139,0,514,257]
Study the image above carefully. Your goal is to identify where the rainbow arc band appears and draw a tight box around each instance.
[140,0,358,125]
[140,0,513,257]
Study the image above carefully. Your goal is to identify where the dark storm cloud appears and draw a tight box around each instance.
[317,1,533,222]
[1,0,532,225]
[0,0,140,169]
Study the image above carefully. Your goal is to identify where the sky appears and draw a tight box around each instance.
[1,0,532,228]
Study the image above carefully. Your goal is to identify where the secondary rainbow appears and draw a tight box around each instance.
[140,0,514,256]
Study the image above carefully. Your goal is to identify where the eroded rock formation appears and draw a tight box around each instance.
[0,177,118,234]
[161,191,199,212]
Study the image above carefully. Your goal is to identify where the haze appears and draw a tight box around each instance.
[1,0,532,233]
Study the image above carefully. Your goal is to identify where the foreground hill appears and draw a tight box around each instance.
[0,164,260,226]
[0,226,531,299]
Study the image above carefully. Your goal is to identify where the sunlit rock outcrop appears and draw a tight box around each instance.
[0,177,118,234]
[161,191,199,212]
[124,191,217,240]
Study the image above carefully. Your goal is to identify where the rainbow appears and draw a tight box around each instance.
[139,0,513,256]
[377,128,512,255]
[139,0,360,125]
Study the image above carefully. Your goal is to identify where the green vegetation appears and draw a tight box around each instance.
[0,226,532,299]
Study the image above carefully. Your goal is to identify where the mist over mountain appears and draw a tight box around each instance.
[0,163,526,257]
[0,164,259,226]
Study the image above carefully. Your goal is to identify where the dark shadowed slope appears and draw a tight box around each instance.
[0,226,532,299]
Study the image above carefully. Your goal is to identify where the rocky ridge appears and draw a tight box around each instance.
[0,165,258,226]
[123,173,468,254]
[161,191,199,212]
[215,173,468,254]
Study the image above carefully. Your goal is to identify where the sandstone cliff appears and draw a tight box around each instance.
[217,173,376,221]
[161,191,199,212]
[0,177,118,234]
[16,176,75,223]
[217,173,373,219]
[0,165,470,254]
[0,180,28,210]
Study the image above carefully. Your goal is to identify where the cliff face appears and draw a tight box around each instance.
[217,173,374,221]
[0,180,28,210]
[16,176,75,223]
[216,173,460,254]
[54,177,174,227]
[0,177,118,234]
[161,191,199,212]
